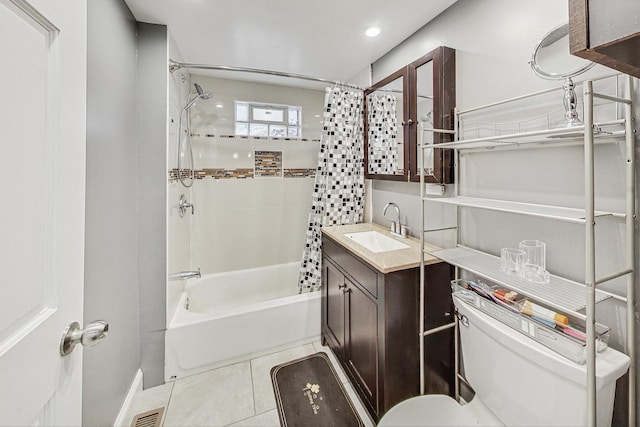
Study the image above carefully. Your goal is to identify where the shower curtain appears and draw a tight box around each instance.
[298,87,365,292]
[367,94,399,174]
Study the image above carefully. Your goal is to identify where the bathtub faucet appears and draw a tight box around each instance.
[169,268,201,281]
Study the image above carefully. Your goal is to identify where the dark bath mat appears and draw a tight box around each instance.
[271,352,364,427]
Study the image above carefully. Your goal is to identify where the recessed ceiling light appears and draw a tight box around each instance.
[365,27,381,37]
[216,103,224,108]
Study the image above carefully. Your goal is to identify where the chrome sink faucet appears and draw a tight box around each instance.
[383,202,409,238]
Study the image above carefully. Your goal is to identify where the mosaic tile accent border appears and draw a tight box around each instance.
[195,168,254,179]
[168,169,193,182]
[283,168,316,178]
[169,167,314,181]
[190,133,321,143]
[254,151,282,177]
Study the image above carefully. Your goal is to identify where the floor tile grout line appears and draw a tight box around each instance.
[221,410,277,427]
[249,358,257,417]
[161,381,176,426]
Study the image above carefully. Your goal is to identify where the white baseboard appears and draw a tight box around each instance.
[113,369,143,427]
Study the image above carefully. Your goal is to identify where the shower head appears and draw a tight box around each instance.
[193,82,213,100]
[183,83,213,110]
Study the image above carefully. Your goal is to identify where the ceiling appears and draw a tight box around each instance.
[124,0,458,89]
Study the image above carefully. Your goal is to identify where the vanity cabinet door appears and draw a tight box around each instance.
[345,278,379,415]
[322,259,346,359]
[321,234,455,422]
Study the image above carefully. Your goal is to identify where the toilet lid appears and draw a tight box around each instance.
[378,395,502,427]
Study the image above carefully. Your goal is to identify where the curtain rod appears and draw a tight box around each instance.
[169,60,364,91]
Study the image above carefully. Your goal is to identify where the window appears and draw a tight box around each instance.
[235,101,302,137]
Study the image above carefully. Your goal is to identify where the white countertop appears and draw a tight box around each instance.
[322,222,443,274]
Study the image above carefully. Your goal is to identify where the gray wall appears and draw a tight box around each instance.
[136,22,169,389]
[85,5,169,425]
[84,0,140,425]
[368,1,639,425]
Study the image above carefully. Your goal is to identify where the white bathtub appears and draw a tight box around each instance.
[165,261,321,380]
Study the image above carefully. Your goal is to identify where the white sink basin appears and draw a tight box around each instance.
[343,231,410,253]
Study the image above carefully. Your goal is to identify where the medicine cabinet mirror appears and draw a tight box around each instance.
[364,68,408,180]
[364,46,456,183]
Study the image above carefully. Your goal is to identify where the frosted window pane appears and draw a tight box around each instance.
[235,101,303,137]
[250,123,269,137]
[269,125,287,137]
[235,122,249,136]
[288,107,299,125]
[236,103,249,122]
[252,106,284,122]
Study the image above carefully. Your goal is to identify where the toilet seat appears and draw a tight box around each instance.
[378,394,503,427]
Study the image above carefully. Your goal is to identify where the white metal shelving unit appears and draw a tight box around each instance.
[418,74,635,427]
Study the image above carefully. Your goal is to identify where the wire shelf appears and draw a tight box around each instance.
[422,196,624,224]
[430,246,610,316]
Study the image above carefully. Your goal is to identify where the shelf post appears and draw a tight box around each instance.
[419,122,426,395]
[584,80,596,427]
[624,75,636,427]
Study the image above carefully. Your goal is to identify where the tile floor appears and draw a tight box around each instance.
[124,341,376,427]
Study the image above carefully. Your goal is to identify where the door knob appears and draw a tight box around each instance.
[60,320,109,356]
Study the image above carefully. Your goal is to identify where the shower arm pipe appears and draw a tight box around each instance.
[169,60,364,91]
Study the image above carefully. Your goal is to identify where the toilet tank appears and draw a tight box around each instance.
[455,296,630,427]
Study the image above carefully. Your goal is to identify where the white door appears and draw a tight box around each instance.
[0,0,87,425]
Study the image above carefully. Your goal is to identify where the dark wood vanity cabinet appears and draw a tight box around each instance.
[321,236,454,421]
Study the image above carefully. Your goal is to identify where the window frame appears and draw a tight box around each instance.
[235,101,302,138]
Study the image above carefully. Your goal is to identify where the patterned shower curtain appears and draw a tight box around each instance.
[298,87,365,292]
[367,94,399,174]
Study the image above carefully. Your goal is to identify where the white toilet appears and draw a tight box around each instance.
[378,295,630,427]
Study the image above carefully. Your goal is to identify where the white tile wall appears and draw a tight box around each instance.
[167,34,192,324]
[188,75,325,138]
[192,137,255,170]
[180,77,324,274]
[190,178,315,274]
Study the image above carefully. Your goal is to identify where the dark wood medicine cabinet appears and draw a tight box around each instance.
[569,0,640,79]
[364,46,456,183]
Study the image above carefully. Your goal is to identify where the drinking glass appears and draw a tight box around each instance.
[500,248,526,275]
[519,240,550,284]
